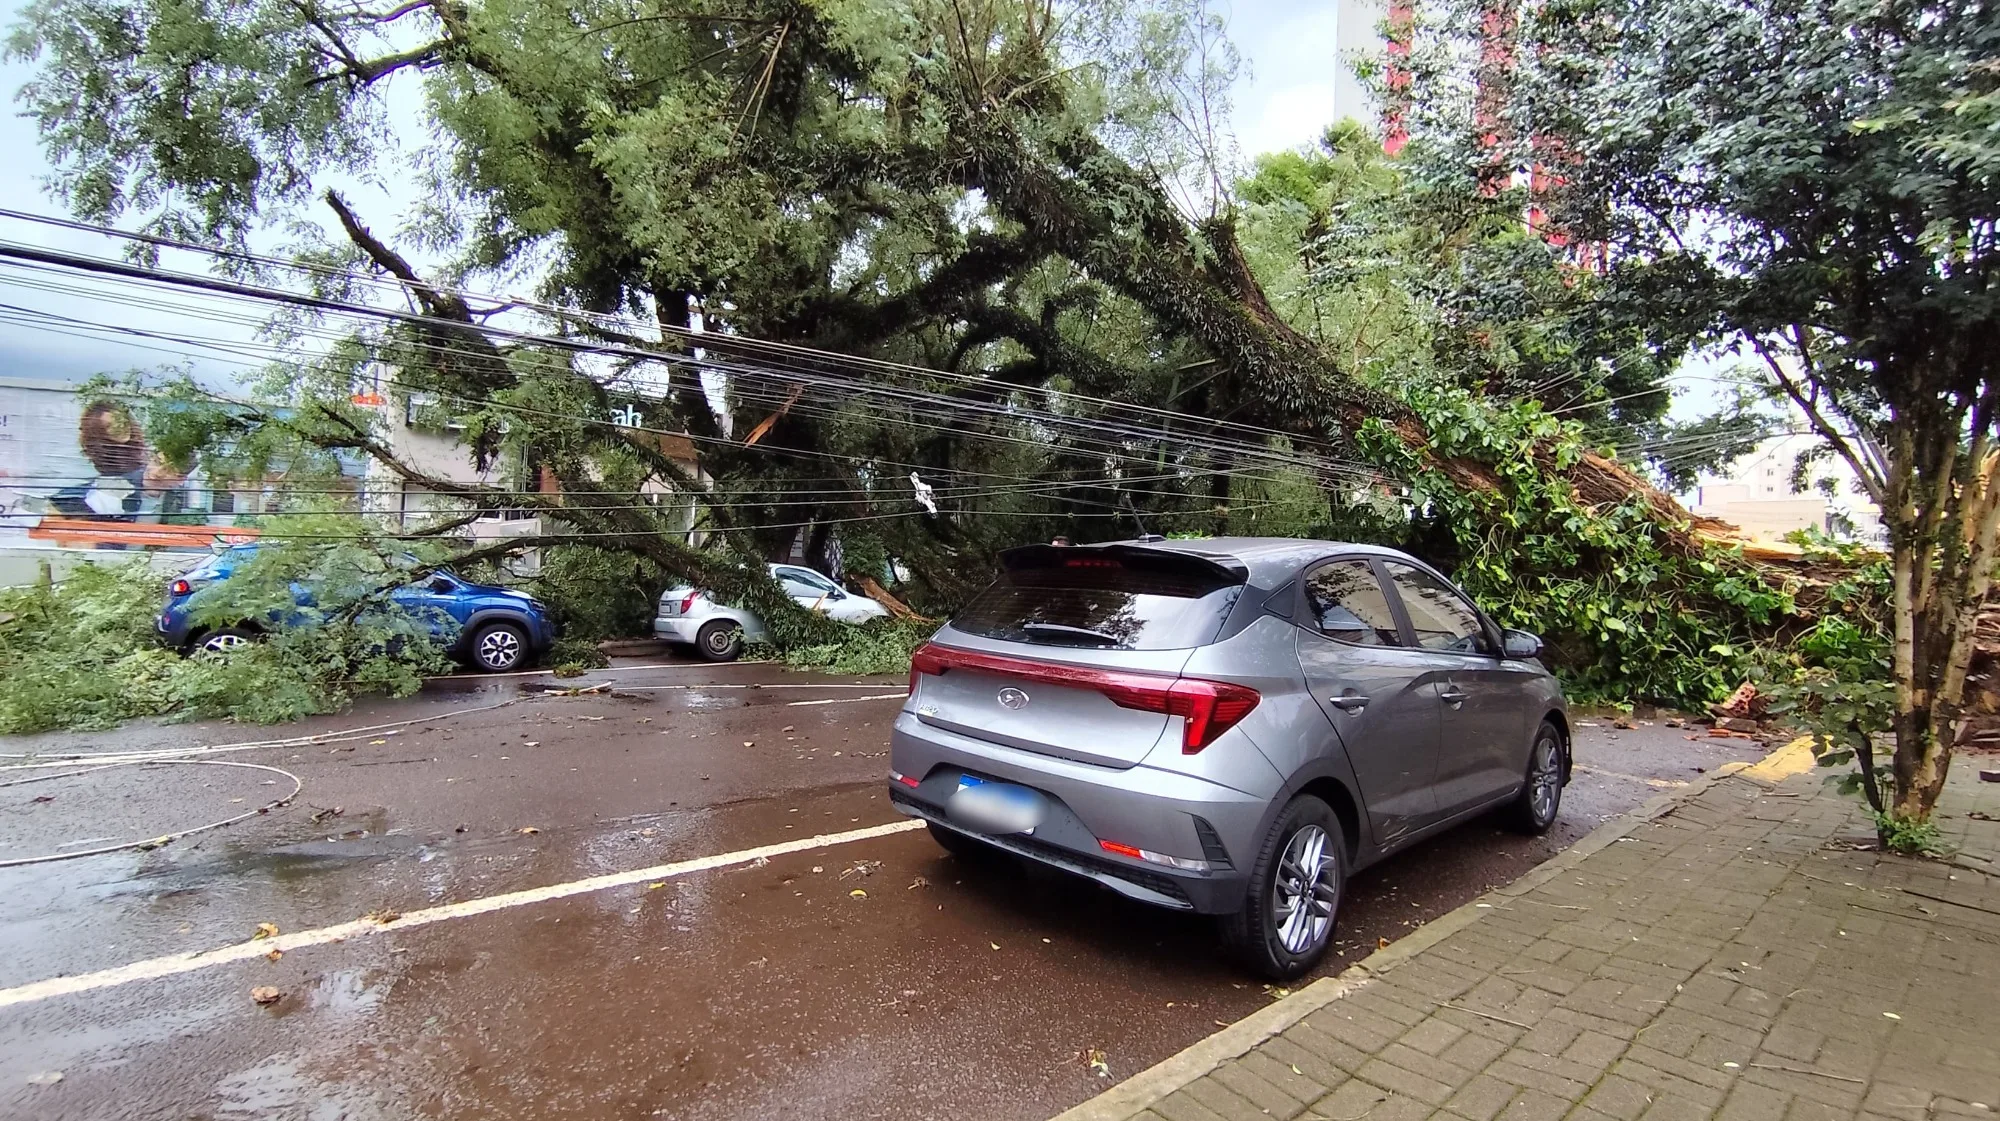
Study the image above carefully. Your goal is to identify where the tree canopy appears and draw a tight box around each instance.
[8,0,1823,712]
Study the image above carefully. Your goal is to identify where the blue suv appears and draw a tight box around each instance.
[157,545,558,673]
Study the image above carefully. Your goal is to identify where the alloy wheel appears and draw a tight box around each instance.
[1530,734,1562,824]
[1271,824,1338,955]
[478,629,522,670]
[199,633,248,654]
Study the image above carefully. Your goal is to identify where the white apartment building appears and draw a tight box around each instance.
[1691,433,1886,546]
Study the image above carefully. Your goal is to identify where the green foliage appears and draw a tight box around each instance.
[0,562,182,733]
[0,542,449,732]
[527,547,668,642]
[1757,532,1896,817]
[1873,813,1947,857]
[1359,385,1806,707]
[546,636,610,671]
[1231,123,1698,433]
[775,618,943,677]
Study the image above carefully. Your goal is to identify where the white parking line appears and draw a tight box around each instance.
[785,693,909,707]
[0,818,926,1010]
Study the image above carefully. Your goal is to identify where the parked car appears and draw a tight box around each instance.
[888,537,1567,979]
[157,545,558,673]
[654,563,891,661]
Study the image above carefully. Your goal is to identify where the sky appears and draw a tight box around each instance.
[1225,0,1362,159]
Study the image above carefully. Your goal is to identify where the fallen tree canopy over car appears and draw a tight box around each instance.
[6,0,1883,723]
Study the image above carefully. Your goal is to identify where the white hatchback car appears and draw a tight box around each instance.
[655,563,891,660]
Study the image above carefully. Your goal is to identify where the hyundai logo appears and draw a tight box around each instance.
[997,687,1030,710]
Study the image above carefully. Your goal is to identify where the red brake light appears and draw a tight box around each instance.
[170,579,192,596]
[1099,839,1144,859]
[904,643,1258,753]
[679,591,699,613]
[1163,678,1262,752]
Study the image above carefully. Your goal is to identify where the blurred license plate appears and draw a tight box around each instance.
[947,775,1045,835]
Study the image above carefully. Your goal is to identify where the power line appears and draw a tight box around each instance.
[0,262,1389,488]
[0,251,1356,480]
[0,209,1366,463]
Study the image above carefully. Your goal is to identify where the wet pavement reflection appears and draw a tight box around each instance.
[0,659,1773,1121]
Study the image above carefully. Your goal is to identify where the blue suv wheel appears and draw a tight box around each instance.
[469,621,529,672]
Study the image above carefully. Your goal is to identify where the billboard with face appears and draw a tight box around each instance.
[0,380,250,551]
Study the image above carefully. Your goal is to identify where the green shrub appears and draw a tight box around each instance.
[547,635,610,670]
[773,617,941,676]
[526,546,669,641]
[0,562,184,732]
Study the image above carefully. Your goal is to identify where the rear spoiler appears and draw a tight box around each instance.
[998,543,1248,583]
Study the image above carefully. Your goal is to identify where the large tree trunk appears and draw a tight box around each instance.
[1885,439,2000,824]
[1888,536,1952,820]
[934,108,1730,556]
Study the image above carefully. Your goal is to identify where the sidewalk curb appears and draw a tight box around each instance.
[1047,736,1816,1121]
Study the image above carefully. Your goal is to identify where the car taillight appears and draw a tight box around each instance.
[1159,678,1262,752]
[679,591,700,613]
[909,643,946,694]
[169,579,192,596]
[905,643,1258,753]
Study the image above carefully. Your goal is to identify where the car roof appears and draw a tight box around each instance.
[1086,536,1409,586]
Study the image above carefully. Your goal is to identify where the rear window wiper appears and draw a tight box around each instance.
[1020,621,1129,648]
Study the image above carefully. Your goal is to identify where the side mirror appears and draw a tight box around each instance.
[1502,628,1544,660]
[428,576,455,593]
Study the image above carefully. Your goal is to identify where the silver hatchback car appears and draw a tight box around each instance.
[888,537,1568,979]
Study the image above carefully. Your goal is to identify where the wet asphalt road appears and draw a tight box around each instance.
[0,657,1776,1121]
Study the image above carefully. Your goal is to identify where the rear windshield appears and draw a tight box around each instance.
[951,550,1243,651]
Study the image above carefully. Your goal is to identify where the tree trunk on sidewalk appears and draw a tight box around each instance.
[1884,429,2000,825]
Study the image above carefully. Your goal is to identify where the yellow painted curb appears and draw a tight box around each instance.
[1738,734,1817,784]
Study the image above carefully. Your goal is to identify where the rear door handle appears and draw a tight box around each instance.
[1439,688,1468,707]
[1328,695,1369,712]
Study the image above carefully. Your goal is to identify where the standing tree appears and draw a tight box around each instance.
[1420,0,2000,825]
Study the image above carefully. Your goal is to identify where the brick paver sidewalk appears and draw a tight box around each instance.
[1058,745,2000,1121]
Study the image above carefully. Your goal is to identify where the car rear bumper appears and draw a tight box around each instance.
[653,616,702,644]
[888,710,1262,915]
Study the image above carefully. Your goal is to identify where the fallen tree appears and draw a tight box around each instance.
[13,0,1837,711]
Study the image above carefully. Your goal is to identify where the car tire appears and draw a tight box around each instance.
[1502,720,1567,835]
[1222,795,1344,981]
[191,625,258,657]
[695,620,744,662]
[468,621,529,673]
[926,821,1004,864]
